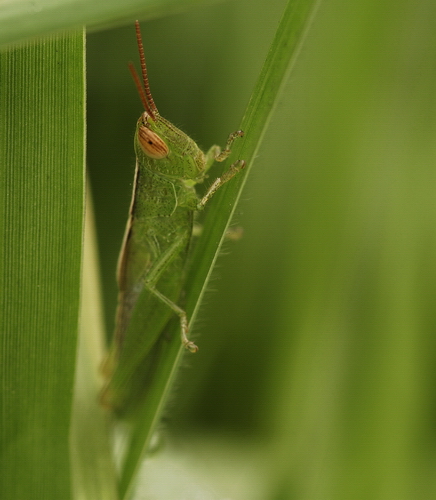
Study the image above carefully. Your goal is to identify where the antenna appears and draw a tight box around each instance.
[128,63,152,116]
[133,20,158,119]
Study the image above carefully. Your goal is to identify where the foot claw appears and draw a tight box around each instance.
[185,341,198,353]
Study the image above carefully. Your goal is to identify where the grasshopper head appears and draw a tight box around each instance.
[135,111,205,181]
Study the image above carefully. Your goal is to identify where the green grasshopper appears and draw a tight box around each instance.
[101,21,245,410]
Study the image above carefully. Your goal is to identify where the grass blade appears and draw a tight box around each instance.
[0,0,226,46]
[0,31,85,499]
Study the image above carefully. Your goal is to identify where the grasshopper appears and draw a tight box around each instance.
[101,21,245,409]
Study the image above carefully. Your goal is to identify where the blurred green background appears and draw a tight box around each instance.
[87,0,436,497]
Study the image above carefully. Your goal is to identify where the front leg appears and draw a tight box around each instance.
[204,130,245,173]
[199,130,245,208]
[197,158,245,209]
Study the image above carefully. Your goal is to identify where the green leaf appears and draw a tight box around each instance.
[0,0,227,46]
[0,31,85,499]
[70,190,118,499]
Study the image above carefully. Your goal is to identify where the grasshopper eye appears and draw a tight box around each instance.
[138,126,169,159]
